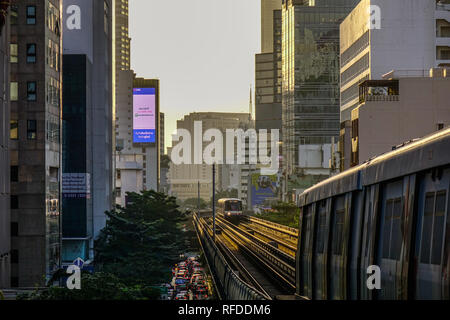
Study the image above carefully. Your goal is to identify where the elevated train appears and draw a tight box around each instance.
[296,128,450,300]
[217,198,243,219]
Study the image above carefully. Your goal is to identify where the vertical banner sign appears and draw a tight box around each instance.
[133,88,156,143]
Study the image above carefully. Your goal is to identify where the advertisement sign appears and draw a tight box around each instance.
[62,173,91,199]
[250,173,279,209]
[133,88,156,143]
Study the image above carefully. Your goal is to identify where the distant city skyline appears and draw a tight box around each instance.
[129,0,261,153]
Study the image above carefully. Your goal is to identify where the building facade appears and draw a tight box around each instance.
[281,0,359,199]
[351,70,450,165]
[255,8,282,134]
[9,0,62,287]
[261,0,282,54]
[169,112,251,204]
[0,4,10,289]
[115,78,160,206]
[61,0,114,265]
[339,0,450,170]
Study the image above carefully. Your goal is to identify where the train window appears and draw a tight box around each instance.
[315,201,327,254]
[390,198,403,260]
[364,202,372,258]
[382,199,394,259]
[331,199,345,256]
[302,205,313,255]
[431,191,446,265]
[381,197,403,260]
[420,193,435,263]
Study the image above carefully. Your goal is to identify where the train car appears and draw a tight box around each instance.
[296,128,450,300]
[217,198,243,219]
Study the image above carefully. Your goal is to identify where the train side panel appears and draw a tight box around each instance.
[412,167,450,299]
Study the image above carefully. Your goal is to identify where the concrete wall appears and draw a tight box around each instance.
[358,76,450,162]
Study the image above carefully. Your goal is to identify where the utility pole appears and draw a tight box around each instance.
[212,163,216,242]
[197,181,200,212]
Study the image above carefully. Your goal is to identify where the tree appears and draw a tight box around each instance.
[95,191,188,286]
[20,272,160,300]
[160,154,171,169]
[212,189,239,206]
[182,197,208,210]
[256,201,300,228]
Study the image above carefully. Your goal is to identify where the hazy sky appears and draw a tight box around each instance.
[129,0,261,152]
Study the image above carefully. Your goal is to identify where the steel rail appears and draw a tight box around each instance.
[215,217,296,292]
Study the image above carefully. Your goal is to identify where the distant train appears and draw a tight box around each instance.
[217,198,243,219]
[296,128,450,300]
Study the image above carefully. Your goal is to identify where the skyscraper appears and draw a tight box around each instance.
[261,0,282,54]
[115,77,161,206]
[61,0,114,265]
[0,3,10,289]
[9,0,62,287]
[169,112,251,203]
[281,0,359,199]
[339,0,450,170]
[255,4,282,133]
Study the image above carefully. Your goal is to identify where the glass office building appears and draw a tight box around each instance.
[281,0,359,194]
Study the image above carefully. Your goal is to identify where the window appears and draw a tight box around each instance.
[382,197,403,260]
[11,222,19,237]
[10,82,18,101]
[420,193,434,263]
[390,198,403,260]
[10,5,18,25]
[11,166,18,182]
[421,191,447,265]
[332,209,345,255]
[11,250,18,264]
[27,44,36,63]
[11,195,19,209]
[27,120,37,140]
[10,120,18,140]
[27,82,37,101]
[11,277,19,288]
[331,196,346,255]
[432,191,446,265]
[27,6,36,25]
[315,200,328,254]
[10,44,18,63]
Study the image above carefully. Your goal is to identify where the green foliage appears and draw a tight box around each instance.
[20,272,160,300]
[95,190,188,285]
[212,189,239,206]
[20,191,188,300]
[182,197,208,210]
[255,201,300,229]
[160,154,171,169]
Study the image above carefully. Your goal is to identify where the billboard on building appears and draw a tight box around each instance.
[62,173,91,199]
[250,173,279,210]
[133,88,156,143]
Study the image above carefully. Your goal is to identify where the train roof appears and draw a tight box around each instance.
[218,198,242,202]
[298,128,450,207]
